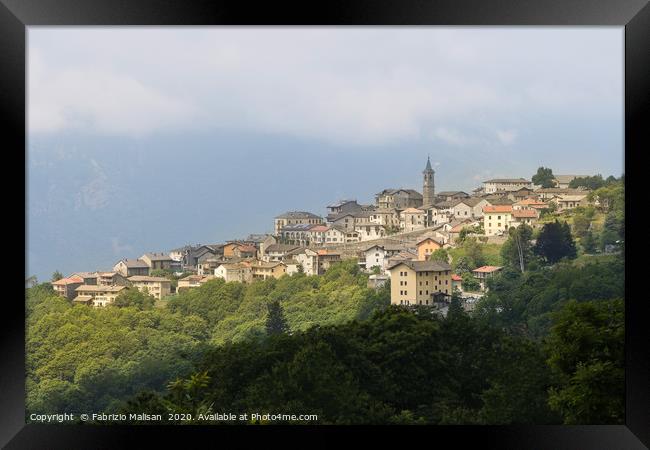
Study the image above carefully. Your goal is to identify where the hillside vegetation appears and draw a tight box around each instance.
[120,254,624,425]
[26,260,389,415]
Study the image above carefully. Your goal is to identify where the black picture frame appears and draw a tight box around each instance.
[3,0,648,448]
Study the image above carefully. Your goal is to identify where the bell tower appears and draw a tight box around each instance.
[422,156,435,206]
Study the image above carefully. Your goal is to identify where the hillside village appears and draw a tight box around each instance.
[51,157,603,309]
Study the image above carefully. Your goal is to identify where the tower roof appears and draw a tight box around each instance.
[424,156,433,172]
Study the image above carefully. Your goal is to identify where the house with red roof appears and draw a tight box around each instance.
[472,266,503,291]
[52,275,84,300]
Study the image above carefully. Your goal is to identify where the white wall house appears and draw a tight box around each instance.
[363,245,404,273]
[483,178,532,194]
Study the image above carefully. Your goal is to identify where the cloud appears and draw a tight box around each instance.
[29,50,195,135]
[432,127,477,147]
[496,129,517,145]
[28,28,622,146]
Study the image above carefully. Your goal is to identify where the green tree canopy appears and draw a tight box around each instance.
[461,272,480,292]
[113,288,156,310]
[429,248,450,264]
[580,231,598,254]
[545,299,624,424]
[463,237,486,268]
[532,167,557,188]
[51,271,64,282]
[534,221,577,264]
[265,300,290,336]
[568,174,616,190]
[501,224,534,272]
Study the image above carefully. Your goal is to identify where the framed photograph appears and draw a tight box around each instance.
[3,0,648,447]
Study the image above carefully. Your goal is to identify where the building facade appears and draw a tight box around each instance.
[113,259,150,277]
[483,205,514,236]
[387,260,452,305]
[128,276,172,300]
[483,178,532,194]
[274,211,323,236]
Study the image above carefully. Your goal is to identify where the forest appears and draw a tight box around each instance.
[25,260,389,415]
[26,254,623,425]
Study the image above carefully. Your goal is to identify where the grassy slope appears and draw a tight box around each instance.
[448,243,503,270]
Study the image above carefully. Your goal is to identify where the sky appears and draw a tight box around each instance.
[27,27,624,280]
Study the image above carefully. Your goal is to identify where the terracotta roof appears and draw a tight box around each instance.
[52,275,84,285]
[235,245,257,253]
[483,205,513,213]
[452,274,462,281]
[517,197,544,205]
[416,237,443,247]
[309,225,330,232]
[472,266,503,273]
[513,209,539,218]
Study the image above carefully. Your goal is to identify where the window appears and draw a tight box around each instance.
[419,291,422,295]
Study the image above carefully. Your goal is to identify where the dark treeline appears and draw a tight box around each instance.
[120,254,624,425]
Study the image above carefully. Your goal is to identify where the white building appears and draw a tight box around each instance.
[214,263,252,283]
[287,248,320,276]
[363,244,405,273]
[483,178,532,194]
